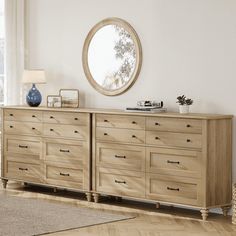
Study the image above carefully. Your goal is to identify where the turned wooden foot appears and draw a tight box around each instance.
[200,208,209,221]
[221,206,231,216]
[2,179,8,189]
[85,192,92,202]
[93,193,100,203]
[156,202,160,209]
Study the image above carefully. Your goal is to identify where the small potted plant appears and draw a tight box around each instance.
[176,95,193,113]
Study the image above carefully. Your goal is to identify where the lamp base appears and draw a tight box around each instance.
[26,84,42,107]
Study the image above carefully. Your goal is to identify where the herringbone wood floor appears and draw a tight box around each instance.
[1,182,236,236]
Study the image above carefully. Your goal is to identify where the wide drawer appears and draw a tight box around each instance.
[4,121,42,136]
[96,167,145,198]
[43,112,89,125]
[5,161,42,182]
[45,165,83,189]
[146,117,202,134]
[146,173,202,206]
[146,147,201,178]
[43,124,88,140]
[96,114,145,130]
[96,143,145,171]
[4,109,42,122]
[146,131,202,149]
[96,127,145,144]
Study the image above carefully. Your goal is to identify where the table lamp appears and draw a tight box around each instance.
[22,70,46,107]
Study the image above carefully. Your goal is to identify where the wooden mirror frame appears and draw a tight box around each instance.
[82,17,142,96]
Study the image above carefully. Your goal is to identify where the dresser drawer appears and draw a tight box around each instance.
[146,131,202,149]
[96,167,145,198]
[43,124,88,140]
[4,121,42,136]
[5,161,42,182]
[146,173,202,206]
[96,127,145,144]
[96,114,145,130]
[43,112,89,125]
[4,109,42,122]
[146,117,202,134]
[146,147,201,178]
[96,143,145,171]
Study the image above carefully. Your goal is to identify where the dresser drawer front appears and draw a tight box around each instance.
[4,109,42,122]
[43,124,88,140]
[146,117,202,134]
[5,161,42,182]
[96,143,145,171]
[43,112,89,125]
[96,167,145,198]
[4,121,42,136]
[96,127,145,144]
[146,147,201,178]
[146,174,201,206]
[96,114,145,130]
[146,131,202,149]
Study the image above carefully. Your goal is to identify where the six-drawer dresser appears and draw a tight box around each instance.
[1,106,233,220]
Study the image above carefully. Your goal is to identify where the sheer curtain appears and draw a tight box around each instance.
[5,0,24,105]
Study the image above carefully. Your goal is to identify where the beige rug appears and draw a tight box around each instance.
[0,193,133,236]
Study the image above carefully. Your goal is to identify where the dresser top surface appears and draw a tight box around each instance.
[1,106,233,120]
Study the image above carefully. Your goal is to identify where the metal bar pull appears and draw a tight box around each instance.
[167,160,180,164]
[19,167,28,171]
[115,180,126,184]
[167,187,179,191]
[115,155,126,159]
[60,172,70,177]
[19,145,28,149]
[60,149,70,153]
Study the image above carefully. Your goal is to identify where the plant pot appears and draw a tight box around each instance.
[179,105,190,114]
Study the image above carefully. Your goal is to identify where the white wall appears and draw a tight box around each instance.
[25,0,236,178]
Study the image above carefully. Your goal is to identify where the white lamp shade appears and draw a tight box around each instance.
[22,70,46,84]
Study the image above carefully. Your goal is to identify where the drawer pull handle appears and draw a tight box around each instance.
[9,125,13,128]
[32,115,36,118]
[155,137,160,140]
[74,130,79,133]
[32,127,35,130]
[104,119,109,122]
[115,180,126,184]
[132,121,136,124]
[50,116,54,119]
[186,139,191,142]
[155,122,160,126]
[167,160,180,164]
[60,149,70,153]
[115,155,126,159]
[50,128,54,131]
[60,172,70,177]
[9,113,13,116]
[104,133,108,136]
[186,124,191,128]
[74,117,78,120]
[19,145,28,148]
[19,167,28,171]
[132,135,136,138]
[167,187,179,191]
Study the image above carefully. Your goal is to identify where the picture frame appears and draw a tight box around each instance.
[59,89,79,108]
[47,95,62,108]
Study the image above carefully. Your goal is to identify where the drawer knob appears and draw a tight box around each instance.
[19,167,28,171]
[167,187,179,191]
[18,145,28,149]
[115,180,126,184]
[74,130,79,133]
[115,155,126,159]
[9,113,13,116]
[9,125,13,128]
[50,116,54,119]
[132,135,136,138]
[32,115,36,118]
[132,121,136,124]
[155,122,160,126]
[155,136,160,140]
[186,139,191,142]
[60,172,70,177]
[32,127,35,130]
[50,128,54,131]
[104,119,109,122]
[74,117,78,120]
[167,160,180,164]
[60,149,70,153]
[186,124,191,128]
[104,133,108,136]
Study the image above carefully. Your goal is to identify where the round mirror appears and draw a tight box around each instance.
[82,18,142,96]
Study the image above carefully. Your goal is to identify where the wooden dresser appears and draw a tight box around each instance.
[1,106,233,220]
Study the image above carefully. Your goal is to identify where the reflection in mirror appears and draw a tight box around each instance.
[83,18,142,96]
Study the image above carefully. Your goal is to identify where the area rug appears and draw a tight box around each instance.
[0,194,133,236]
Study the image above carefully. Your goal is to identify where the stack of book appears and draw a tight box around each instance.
[126,101,167,113]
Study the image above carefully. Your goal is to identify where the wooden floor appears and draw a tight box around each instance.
[1,182,236,236]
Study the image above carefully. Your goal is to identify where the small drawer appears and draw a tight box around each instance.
[43,112,89,125]
[146,117,202,134]
[96,127,145,144]
[5,161,42,182]
[43,124,88,140]
[4,109,42,122]
[96,114,145,130]
[146,173,202,206]
[4,121,42,136]
[146,131,202,149]
[96,143,145,171]
[96,167,145,198]
[146,147,201,178]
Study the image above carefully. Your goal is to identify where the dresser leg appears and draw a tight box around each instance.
[93,193,100,203]
[2,179,8,189]
[156,202,160,209]
[221,206,231,216]
[85,192,92,202]
[200,208,209,221]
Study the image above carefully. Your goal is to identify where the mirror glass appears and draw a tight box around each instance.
[83,18,142,96]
